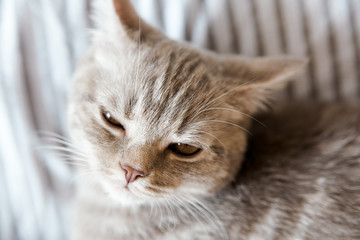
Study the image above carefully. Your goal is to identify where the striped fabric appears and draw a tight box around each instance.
[1,0,359,239]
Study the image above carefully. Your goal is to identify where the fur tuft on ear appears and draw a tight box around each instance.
[113,0,142,31]
[92,0,163,42]
[217,55,307,114]
[112,0,157,37]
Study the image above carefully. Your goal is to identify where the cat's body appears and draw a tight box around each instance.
[68,0,360,239]
[71,103,360,240]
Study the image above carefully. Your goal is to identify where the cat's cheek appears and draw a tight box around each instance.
[176,182,214,196]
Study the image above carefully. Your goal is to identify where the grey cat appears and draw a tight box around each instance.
[67,0,360,239]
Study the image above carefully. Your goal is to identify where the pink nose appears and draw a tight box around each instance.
[120,164,145,183]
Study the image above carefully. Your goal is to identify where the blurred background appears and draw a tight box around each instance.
[1,0,359,239]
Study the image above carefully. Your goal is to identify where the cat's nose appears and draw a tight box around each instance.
[120,164,145,184]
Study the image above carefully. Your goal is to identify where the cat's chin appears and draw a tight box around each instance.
[102,182,149,207]
[109,191,146,207]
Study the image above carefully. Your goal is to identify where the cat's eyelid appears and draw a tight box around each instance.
[168,143,202,158]
[168,139,203,150]
[100,107,125,130]
[176,142,203,151]
[171,134,208,149]
[99,106,123,120]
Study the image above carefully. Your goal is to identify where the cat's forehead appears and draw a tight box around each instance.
[96,43,217,137]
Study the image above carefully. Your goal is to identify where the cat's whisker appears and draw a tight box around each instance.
[155,201,161,225]
[41,137,80,150]
[149,199,155,217]
[157,199,165,229]
[72,170,98,183]
[48,149,88,162]
[176,195,207,225]
[171,195,223,234]
[196,119,252,135]
[58,159,88,168]
[165,197,176,219]
[37,144,80,153]
[38,145,88,158]
[177,202,201,224]
[37,141,90,170]
[180,202,201,224]
[41,148,87,162]
[188,197,229,240]
[172,195,228,240]
[71,173,95,184]
[55,155,87,162]
[38,131,84,149]
[37,130,71,141]
[60,155,88,165]
[50,151,88,160]
[37,131,89,162]
[201,210,228,239]
[184,199,208,222]
[132,181,164,198]
[196,130,226,149]
[62,162,88,168]
[196,107,267,128]
[191,75,263,123]
[175,199,192,224]
[162,197,176,230]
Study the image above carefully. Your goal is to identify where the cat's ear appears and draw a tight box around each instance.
[111,0,162,41]
[218,56,307,113]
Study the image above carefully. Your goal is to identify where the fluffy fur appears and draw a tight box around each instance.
[67,0,360,239]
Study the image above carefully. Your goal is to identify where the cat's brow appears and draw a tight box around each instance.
[167,53,201,85]
[109,95,120,110]
[141,52,202,122]
[124,94,138,118]
[81,93,96,103]
[164,52,176,79]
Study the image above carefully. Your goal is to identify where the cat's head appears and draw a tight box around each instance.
[67,0,305,206]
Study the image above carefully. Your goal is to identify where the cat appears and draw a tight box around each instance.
[67,0,360,239]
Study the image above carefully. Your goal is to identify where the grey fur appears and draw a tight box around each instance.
[67,0,359,239]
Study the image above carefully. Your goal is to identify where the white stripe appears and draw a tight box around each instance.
[254,0,290,100]
[190,2,211,49]
[0,1,41,238]
[328,0,358,102]
[65,0,90,63]
[230,0,259,56]
[162,0,186,41]
[41,0,73,132]
[253,0,283,55]
[135,0,163,30]
[248,205,282,240]
[290,189,329,239]
[184,0,203,41]
[279,0,312,99]
[351,0,360,53]
[205,0,233,53]
[303,0,336,101]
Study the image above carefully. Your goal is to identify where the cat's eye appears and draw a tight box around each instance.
[169,143,201,157]
[102,111,125,130]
